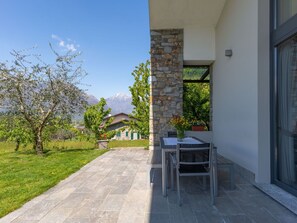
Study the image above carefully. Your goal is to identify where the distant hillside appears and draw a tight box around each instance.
[86,94,99,105]
[105,93,133,115]
[1,93,133,123]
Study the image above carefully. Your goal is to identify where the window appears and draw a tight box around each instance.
[278,0,297,25]
[183,66,209,83]
[183,66,210,130]
[126,131,128,137]
[272,0,297,195]
[276,34,297,190]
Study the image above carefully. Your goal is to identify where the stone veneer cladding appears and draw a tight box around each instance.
[149,29,183,153]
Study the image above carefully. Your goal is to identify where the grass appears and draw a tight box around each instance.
[108,139,149,149]
[0,140,108,218]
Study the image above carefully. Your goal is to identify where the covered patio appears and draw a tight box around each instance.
[1,148,296,223]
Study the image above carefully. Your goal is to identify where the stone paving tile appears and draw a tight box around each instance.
[144,213,171,223]
[63,217,92,223]
[99,194,126,212]
[109,183,132,195]
[12,199,60,221]
[214,196,244,216]
[168,203,197,223]
[195,210,224,223]
[244,206,280,223]
[57,192,87,209]
[2,148,297,223]
[93,211,120,223]
[224,214,254,223]
[38,208,73,223]
[117,207,145,223]
[45,187,76,201]
[146,194,169,214]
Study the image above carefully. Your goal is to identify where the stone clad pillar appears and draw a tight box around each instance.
[149,29,183,165]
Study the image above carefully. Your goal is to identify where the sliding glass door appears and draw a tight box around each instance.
[276,35,297,188]
[272,0,297,194]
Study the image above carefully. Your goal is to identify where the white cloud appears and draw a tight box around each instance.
[51,34,79,52]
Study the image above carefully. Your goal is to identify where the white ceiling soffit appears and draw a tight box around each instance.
[149,0,226,29]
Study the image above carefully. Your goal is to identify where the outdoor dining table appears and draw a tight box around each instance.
[160,136,218,197]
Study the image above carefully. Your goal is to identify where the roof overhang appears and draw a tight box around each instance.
[149,0,226,29]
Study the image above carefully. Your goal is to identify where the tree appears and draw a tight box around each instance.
[128,60,150,137]
[0,112,32,151]
[0,48,87,155]
[42,115,73,141]
[183,83,210,129]
[84,98,113,141]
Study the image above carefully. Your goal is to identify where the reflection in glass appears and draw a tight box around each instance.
[183,67,209,81]
[279,0,297,25]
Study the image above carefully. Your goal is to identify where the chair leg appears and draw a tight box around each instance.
[176,169,181,206]
[166,157,170,189]
[170,156,174,190]
[210,173,215,205]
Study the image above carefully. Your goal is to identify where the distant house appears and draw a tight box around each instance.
[105,113,141,140]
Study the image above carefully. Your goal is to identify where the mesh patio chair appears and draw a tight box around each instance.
[167,131,177,137]
[170,143,215,205]
[166,131,177,189]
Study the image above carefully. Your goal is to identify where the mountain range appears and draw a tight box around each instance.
[86,93,133,115]
[0,93,133,120]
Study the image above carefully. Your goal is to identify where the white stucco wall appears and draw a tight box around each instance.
[184,25,215,63]
[213,0,259,174]
[257,0,270,183]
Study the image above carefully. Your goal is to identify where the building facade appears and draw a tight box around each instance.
[149,0,297,197]
[105,113,142,140]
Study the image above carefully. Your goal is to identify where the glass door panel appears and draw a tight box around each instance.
[279,0,297,25]
[277,34,297,188]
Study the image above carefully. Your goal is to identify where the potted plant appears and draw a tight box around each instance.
[191,120,206,131]
[169,115,191,141]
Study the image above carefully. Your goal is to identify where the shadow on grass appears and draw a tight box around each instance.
[55,148,99,153]
[13,147,102,157]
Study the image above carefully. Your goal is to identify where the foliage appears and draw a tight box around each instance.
[169,115,191,131]
[0,140,107,217]
[0,47,87,155]
[128,60,150,138]
[108,139,149,148]
[72,127,93,141]
[84,98,113,141]
[0,112,32,151]
[183,83,210,130]
[99,130,116,140]
[183,66,209,80]
[42,115,73,140]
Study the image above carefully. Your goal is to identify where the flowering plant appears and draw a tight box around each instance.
[169,115,191,131]
[191,119,206,126]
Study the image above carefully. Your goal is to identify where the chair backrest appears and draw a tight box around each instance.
[176,143,213,170]
[167,131,177,137]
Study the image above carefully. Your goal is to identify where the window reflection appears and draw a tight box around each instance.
[279,0,297,25]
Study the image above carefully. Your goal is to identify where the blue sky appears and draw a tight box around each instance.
[0,0,150,98]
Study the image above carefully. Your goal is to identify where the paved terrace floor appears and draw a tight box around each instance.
[1,148,297,223]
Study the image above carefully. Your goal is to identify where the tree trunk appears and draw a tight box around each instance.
[15,139,20,152]
[34,130,43,155]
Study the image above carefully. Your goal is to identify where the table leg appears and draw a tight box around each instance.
[162,149,166,197]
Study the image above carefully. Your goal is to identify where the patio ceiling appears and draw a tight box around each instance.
[149,0,226,29]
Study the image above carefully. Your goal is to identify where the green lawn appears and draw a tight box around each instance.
[0,141,108,218]
[108,139,149,149]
